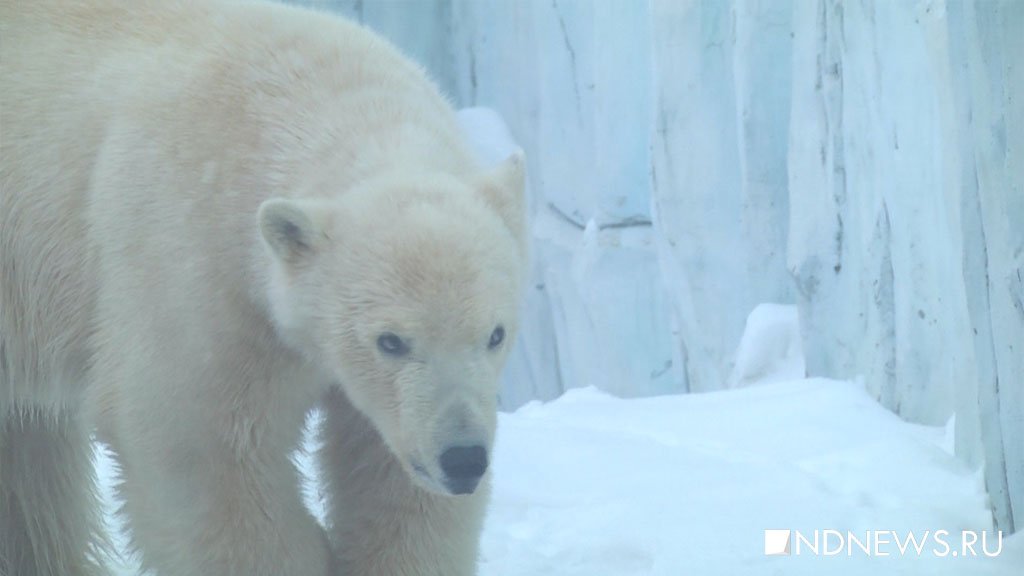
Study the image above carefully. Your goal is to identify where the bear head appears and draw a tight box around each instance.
[258,152,525,497]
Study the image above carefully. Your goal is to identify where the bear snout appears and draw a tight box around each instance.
[439,445,488,495]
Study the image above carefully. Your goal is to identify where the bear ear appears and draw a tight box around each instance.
[477,150,526,235]
[258,198,331,264]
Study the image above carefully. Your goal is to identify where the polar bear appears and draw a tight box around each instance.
[0,1,526,575]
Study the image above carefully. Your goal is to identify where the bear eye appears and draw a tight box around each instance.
[377,333,409,357]
[488,325,506,350]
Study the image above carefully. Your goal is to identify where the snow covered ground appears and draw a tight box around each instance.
[480,380,1021,575]
[96,375,1023,575]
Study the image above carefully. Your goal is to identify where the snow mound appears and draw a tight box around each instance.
[728,303,805,388]
[480,380,1019,575]
[457,107,522,165]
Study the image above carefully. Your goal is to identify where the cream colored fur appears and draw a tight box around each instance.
[0,1,526,575]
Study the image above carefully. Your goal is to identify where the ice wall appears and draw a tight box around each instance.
[787,0,1023,532]
[287,0,1022,532]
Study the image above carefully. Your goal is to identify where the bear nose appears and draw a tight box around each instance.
[439,445,488,495]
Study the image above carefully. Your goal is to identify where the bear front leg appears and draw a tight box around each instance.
[111,430,336,576]
[101,383,337,576]
[0,406,108,576]
[119,423,341,576]
[319,387,489,576]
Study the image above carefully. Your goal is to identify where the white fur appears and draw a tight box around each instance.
[0,1,526,575]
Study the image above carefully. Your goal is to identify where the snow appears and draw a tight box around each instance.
[728,303,805,388]
[96,375,1023,575]
[482,381,1022,575]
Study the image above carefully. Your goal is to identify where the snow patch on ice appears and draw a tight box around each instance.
[728,303,805,388]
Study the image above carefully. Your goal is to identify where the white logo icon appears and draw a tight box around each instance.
[764,529,792,556]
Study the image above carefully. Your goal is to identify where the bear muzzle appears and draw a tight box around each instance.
[439,445,489,495]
